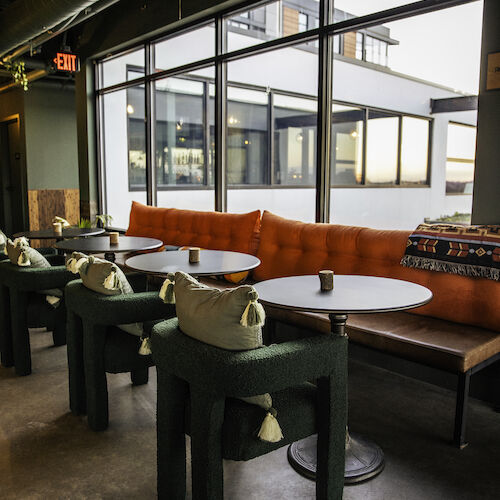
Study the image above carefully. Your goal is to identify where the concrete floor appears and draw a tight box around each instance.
[0,329,499,499]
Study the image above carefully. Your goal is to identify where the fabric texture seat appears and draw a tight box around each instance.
[151,317,348,500]
[64,276,175,431]
[0,253,72,375]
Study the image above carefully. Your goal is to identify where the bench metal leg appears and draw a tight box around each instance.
[453,370,471,449]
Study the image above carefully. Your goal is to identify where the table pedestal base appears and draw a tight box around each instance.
[104,252,116,262]
[287,432,384,484]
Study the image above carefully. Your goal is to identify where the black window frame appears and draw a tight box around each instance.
[95,0,477,222]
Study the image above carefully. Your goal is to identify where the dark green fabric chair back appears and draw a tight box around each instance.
[0,255,72,375]
[64,279,175,431]
[152,317,348,500]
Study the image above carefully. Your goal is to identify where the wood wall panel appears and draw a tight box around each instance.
[27,189,80,247]
[283,6,299,37]
[344,32,357,59]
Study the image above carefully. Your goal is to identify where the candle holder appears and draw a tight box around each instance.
[319,270,334,291]
[189,247,200,263]
[109,232,119,245]
[52,222,62,236]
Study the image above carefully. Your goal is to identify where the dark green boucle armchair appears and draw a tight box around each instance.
[0,254,72,375]
[64,278,175,431]
[151,317,348,500]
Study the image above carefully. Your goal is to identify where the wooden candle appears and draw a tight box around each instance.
[52,222,62,236]
[319,270,334,291]
[109,232,119,245]
[189,247,200,263]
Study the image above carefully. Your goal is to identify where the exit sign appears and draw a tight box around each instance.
[53,52,79,72]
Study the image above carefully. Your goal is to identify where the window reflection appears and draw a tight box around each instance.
[331,104,364,185]
[400,116,429,184]
[274,94,317,185]
[155,78,212,187]
[366,111,399,185]
[227,87,268,185]
[446,123,476,194]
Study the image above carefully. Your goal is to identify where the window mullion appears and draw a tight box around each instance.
[145,42,156,206]
[215,16,227,212]
[316,0,333,223]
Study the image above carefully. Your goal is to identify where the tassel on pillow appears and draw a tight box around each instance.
[159,273,176,304]
[139,337,152,356]
[67,255,87,274]
[240,290,266,327]
[257,407,284,443]
[17,251,30,267]
[103,268,120,291]
[46,295,61,308]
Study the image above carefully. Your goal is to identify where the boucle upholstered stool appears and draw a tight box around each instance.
[0,252,71,375]
[152,317,348,500]
[64,276,174,431]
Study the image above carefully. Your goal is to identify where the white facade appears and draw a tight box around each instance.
[101,24,476,230]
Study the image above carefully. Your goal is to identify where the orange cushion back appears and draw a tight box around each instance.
[255,211,500,332]
[126,202,261,255]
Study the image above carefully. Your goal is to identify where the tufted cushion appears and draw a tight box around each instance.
[126,201,261,255]
[255,211,500,332]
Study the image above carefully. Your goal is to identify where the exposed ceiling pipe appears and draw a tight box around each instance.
[0,68,49,94]
[0,0,120,61]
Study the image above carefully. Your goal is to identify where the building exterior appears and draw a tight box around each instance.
[97,1,478,229]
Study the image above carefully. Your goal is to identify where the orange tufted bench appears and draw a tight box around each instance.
[125,201,260,255]
[254,211,500,448]
[124,203,499,447]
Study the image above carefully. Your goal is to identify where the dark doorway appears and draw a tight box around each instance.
[0,117,28,235]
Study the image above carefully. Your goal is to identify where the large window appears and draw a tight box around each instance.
[154,69,215,211]
[446,123,476,195]
[226,44,318,221]
[96,0,482,230]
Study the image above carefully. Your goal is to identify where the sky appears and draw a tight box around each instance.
[335,0,484,94]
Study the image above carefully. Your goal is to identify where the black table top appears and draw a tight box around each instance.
[55,236,163,254]
[253,275,432,314]
[125,249,261,277]
[14,227,105,240]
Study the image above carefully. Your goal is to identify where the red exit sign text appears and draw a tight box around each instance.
[53,52,79,72]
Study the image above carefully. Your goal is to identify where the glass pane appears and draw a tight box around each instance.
[331,104,364,186]
[274,94,317,186]
[447,123,476,160]
[329,3,481,230]
[227,44,318,222]
[227,87,268,185]
[365,112,398,185]
[154,69,215,211]
[154,24,215,72]
[334,1,427,18]
[225,0,319,53]
[400,117,429,184]
[100,48,144,89]
[102,87,147,228]
[446,161,474,194]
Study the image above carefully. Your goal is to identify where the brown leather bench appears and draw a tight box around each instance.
[252,212,500,449]
[123,204,500,448]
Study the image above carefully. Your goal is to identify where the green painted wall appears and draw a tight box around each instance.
[24,82,79,190]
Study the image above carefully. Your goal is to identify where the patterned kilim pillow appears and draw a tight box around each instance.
[158,271,282,443]
[66,253,143,337]
[6,237,62,306]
